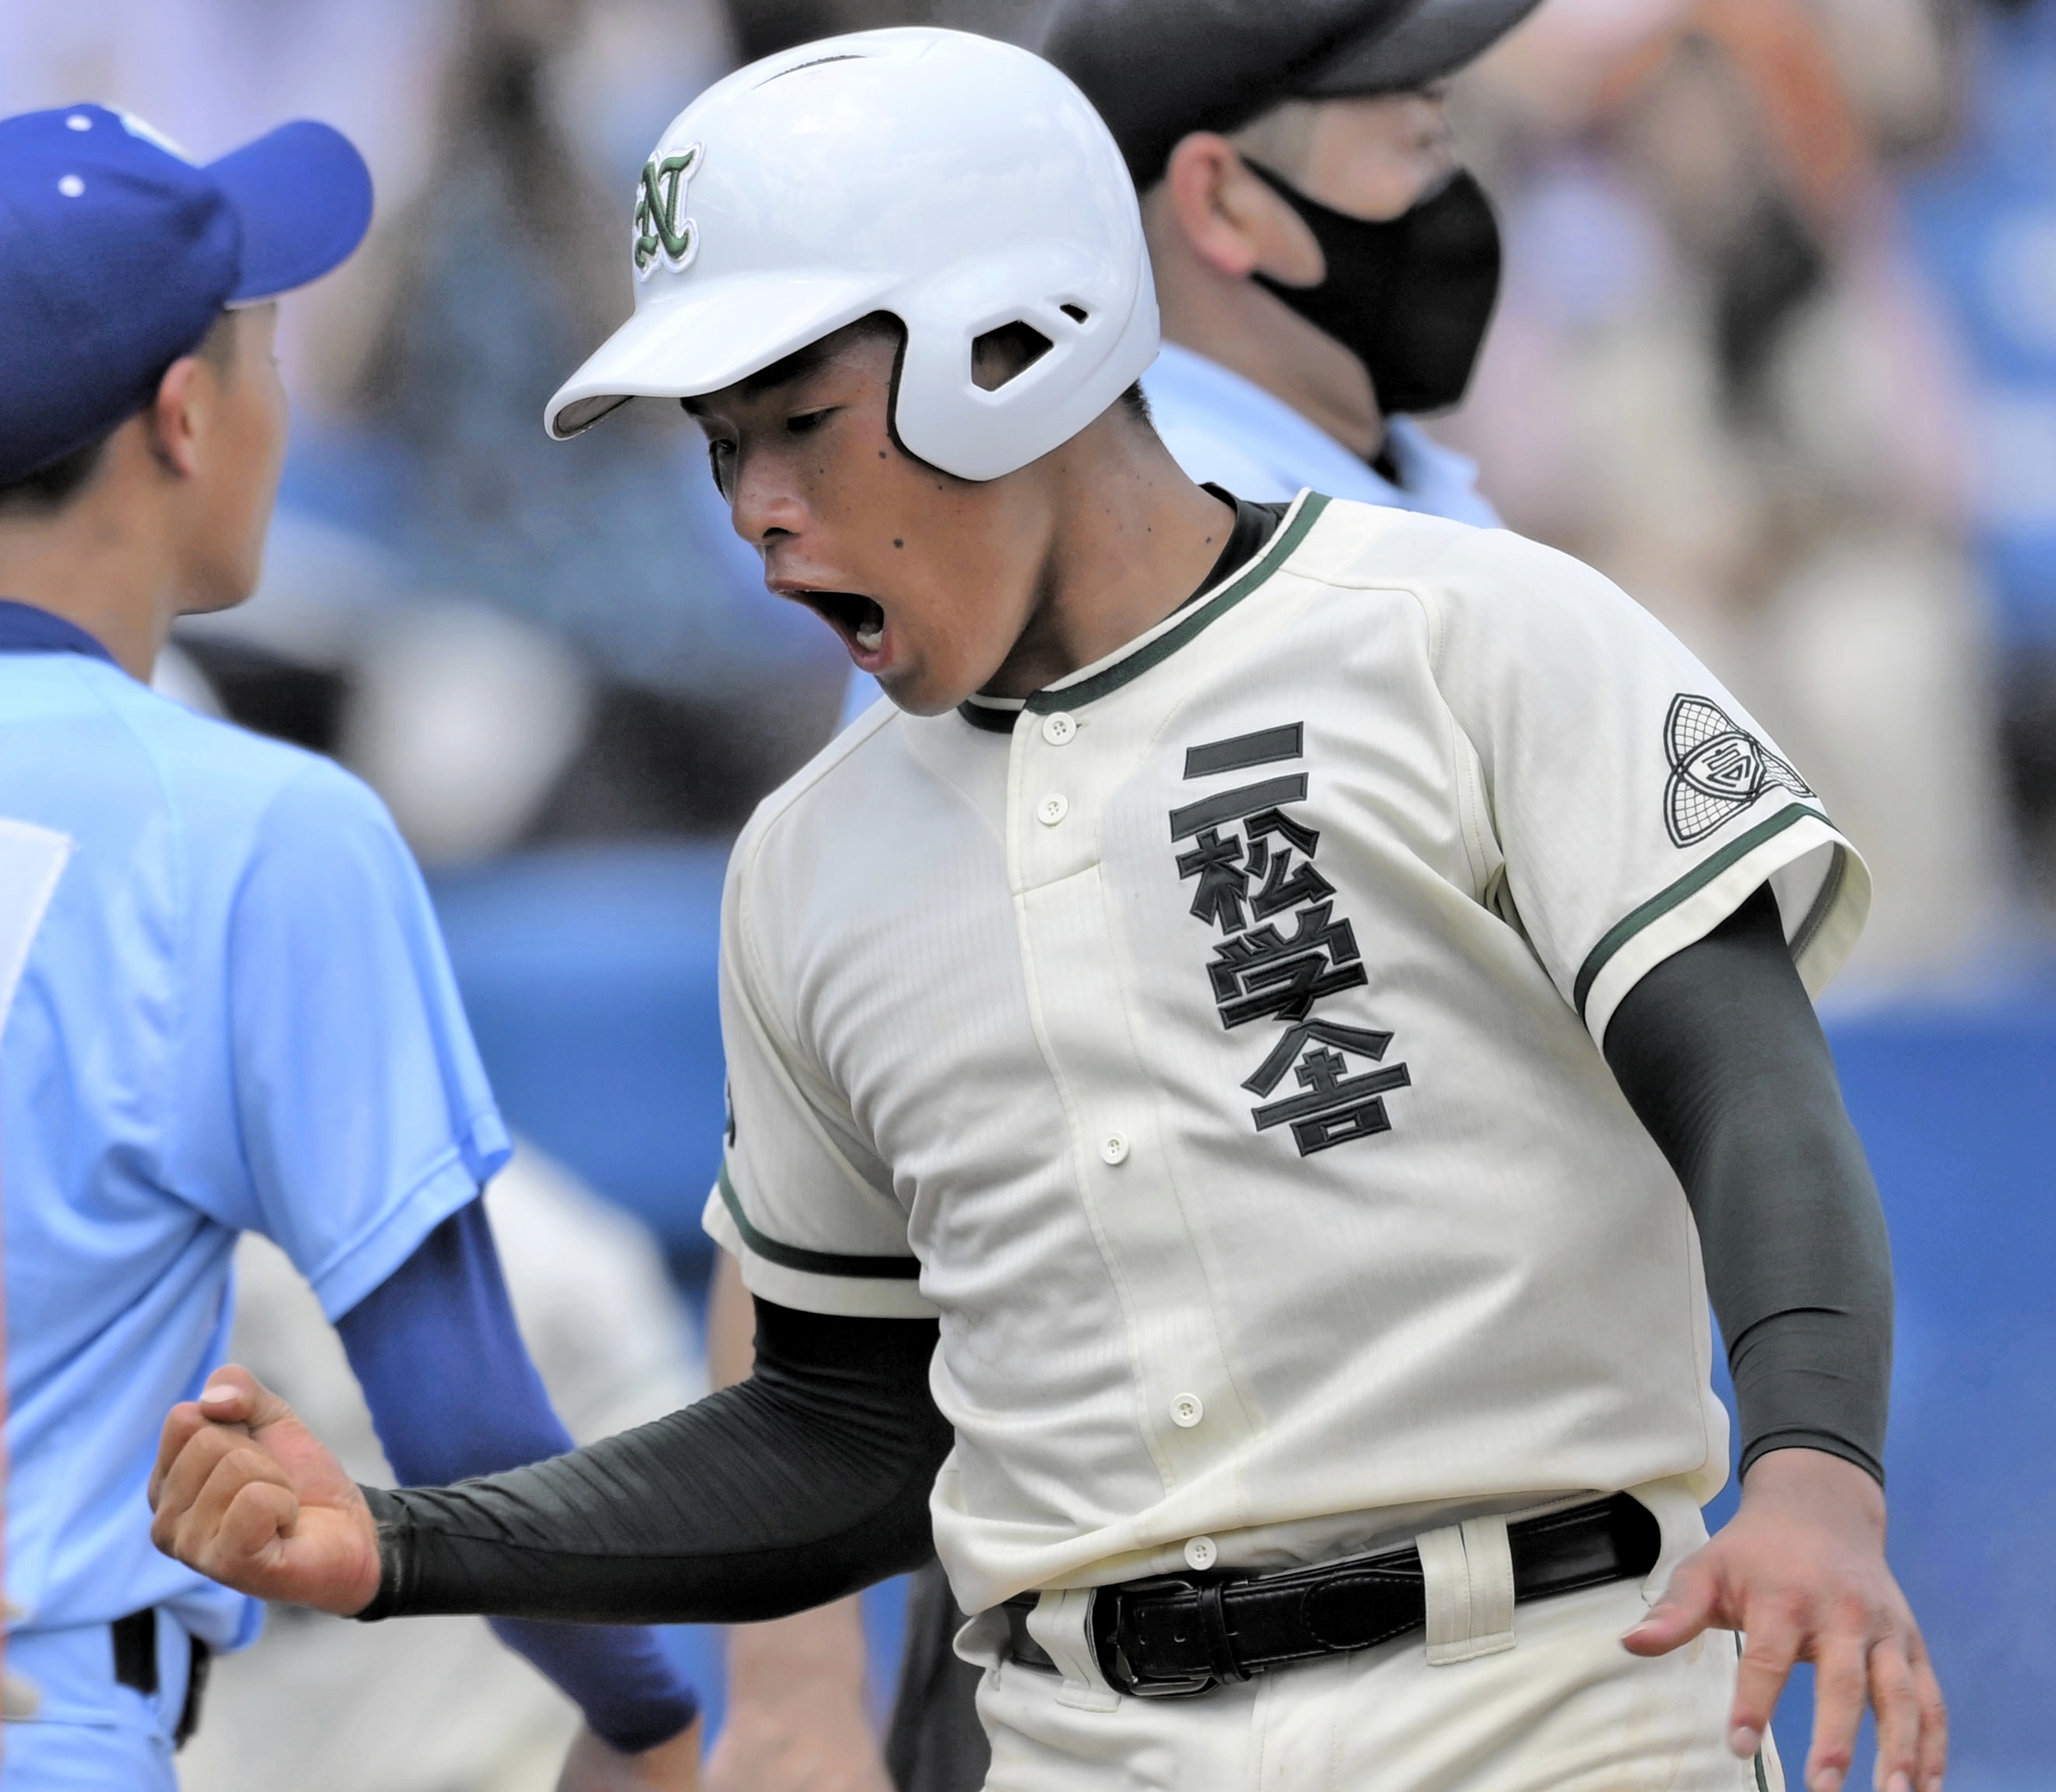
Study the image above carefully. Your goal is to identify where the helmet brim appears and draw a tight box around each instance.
[545,268,900,439]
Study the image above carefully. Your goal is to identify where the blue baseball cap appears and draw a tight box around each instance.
[0,105,374,484]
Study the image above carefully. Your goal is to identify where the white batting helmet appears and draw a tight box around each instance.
[545,27,1160,483]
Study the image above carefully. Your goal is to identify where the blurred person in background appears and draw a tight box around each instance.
[1443,0,2008,977]
[325,0,845,848]
[0,107,698,1788]
[181,1145,706,1792]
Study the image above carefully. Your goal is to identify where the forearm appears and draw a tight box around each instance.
[359,1297,951,1626]
[1604,885,1893,1482]
[336,1200,699,1749]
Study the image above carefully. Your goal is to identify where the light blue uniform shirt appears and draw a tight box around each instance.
[837,342,1502,726]
[0,633,510,1664]
[1141,340,1501,525]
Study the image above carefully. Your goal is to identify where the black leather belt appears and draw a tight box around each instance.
[111,1608,212,1747]
[1004,1493,1660,1698]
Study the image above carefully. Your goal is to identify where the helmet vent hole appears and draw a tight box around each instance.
[1061,303,1089,323]
[972,320,1053,392]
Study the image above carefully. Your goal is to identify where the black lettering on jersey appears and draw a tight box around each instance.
[1244,1021,1412,1155]
[1177,828,1251,932]
[1208,902,1368,1027]
[1184,723,1305,778]
[1245,814,1334,920]
[1664,693,1812,847]
[1168,775,1309,841]
[1168,727,1408,1154]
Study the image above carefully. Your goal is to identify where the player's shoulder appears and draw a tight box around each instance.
[727,697,907,889]
[1290,494,1549,583]
[78,674,405,876]
[1289,496,1642,639]
[132,681,382,823]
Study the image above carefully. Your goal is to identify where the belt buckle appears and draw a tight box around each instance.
[1090,1577,1218,1700]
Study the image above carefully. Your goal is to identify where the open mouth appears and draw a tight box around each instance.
[807,591,886,657]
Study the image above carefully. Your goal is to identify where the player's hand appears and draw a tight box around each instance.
[707,1602,892,1792]
[148,1364,382,1616]
[1621,1448,1945,1792]
[558,1719,704,1791]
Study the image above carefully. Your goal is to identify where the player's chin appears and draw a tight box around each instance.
[874,658,964,718]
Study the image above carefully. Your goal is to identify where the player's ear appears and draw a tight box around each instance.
[1163,132,1265,279]
[143,308,243,483]
[142,354,209,482]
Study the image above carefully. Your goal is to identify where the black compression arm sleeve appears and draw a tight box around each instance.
[357,1298,952,1626]
[1603,884,1892,1484]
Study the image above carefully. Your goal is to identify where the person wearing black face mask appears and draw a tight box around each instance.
[1049,0,1538,527]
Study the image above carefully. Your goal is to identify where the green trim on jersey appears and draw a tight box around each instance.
[1572,801,1827,1020]
[717,1162,921,1280]
[1021,492,1332,715]
[955,700,1020,734]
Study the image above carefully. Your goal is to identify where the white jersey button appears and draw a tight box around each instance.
[1035,793,1069,826]
[1099,1131,1130,1164]
[1169,1391,1204,1429]
[1183,1535,1218,1571]
[1040,712,1077,746]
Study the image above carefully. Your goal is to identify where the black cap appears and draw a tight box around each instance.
[1296,0,1545,97]
[1041,0,1546,189]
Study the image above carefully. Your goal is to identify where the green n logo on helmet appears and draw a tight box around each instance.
[634,144,703,277]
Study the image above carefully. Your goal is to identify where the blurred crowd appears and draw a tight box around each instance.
[1446,0,2052,980]
[6,0,2053,968]
[4,0,2052,1785]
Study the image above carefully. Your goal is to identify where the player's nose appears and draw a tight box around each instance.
[726,457,809,551]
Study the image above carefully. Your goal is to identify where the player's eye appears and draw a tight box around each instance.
[706,438,736,501]
[784,408,834,436]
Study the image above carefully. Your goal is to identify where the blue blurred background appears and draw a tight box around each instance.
[5,0,2053,1785]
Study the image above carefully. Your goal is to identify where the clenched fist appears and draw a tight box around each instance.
[149,1364,383,1616]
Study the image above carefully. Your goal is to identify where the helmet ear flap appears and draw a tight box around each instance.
[891,244,1158,481]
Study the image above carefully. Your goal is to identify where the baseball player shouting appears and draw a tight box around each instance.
[150,28,1942,1792]
[0,107,699,1787]
[748,8,1546,1782]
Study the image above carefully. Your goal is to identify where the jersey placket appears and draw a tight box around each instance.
[1005,679,1258,1506]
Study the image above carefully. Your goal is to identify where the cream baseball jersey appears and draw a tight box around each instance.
[704,493,1867,1614]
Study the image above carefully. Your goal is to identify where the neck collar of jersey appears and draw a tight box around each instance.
[955,490,1328,732]
[0,600,117,666]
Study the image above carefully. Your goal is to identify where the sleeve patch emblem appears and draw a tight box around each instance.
[1664,694,1812,848]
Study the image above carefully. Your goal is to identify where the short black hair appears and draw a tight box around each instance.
[0,431,115,519]
[0,310,238,519]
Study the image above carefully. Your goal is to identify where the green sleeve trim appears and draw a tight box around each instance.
[716,1162,921,1281]
[1573,802,1827,1019]
[1023,492,1332,714]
